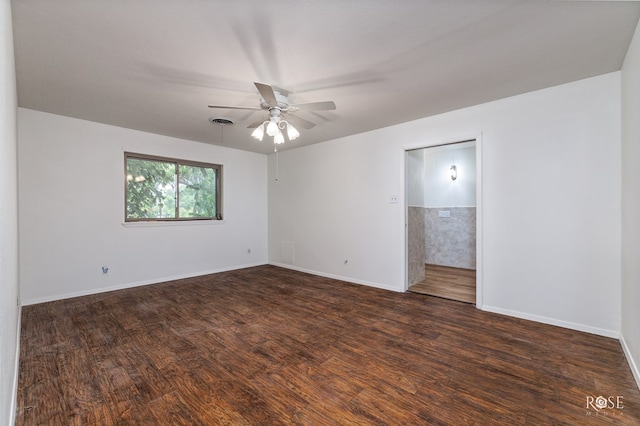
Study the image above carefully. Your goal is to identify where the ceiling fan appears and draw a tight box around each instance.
[208,82,336,147]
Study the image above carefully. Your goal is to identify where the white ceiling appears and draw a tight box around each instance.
[11,1,640,155]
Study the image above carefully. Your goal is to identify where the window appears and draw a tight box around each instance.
[125,153,222,221]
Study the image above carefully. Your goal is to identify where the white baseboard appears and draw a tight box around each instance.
[482,304,619,338]
[267,265,622,340]
[268,262,403,293]
[10,304,21,426]
[620,332,640,390]
[21,262,268,306]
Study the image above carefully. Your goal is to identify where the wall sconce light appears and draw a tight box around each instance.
[450,165,457,180]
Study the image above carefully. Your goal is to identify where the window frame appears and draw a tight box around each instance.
[124,152,223,222]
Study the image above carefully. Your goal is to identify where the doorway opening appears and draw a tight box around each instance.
[405,139,479,304]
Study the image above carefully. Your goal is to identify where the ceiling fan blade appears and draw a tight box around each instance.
[286,114,316,130]
[246,119,266,129]
[208,105,262,111]
[254,82,278,107]
[289,101,336,111]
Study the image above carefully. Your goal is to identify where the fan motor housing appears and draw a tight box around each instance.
[260,91,292,111]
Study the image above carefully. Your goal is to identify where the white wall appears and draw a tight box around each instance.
[19,109,268,304]
[621,19,640,388]
[423,143,476,207]
[406,149,425,207]
[0,0,19,424]
[269,72,621,337]
[269,137,405,291]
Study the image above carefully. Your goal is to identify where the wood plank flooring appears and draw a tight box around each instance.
[409,263,476,304]
[17,265,640,425]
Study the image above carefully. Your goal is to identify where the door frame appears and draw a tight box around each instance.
[402,133,483,309]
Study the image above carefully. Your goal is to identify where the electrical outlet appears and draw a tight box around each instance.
[389,195,399,204]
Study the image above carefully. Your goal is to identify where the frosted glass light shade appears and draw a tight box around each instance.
[266,119,279,137]
[274,131,285,144]
[251,124,264,140]
[287,123,300,140]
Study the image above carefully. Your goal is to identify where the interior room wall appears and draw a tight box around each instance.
[621,19,640,387]
[18,108,268,305]
[407,149,426,285]
[0,0,19,424]
[269,72,622,337]
[422,144,476,269]
[423,143,476,208]
[407,149,425,207]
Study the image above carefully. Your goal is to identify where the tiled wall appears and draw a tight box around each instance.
[408,206,476,285]
[424,207,476,269]
[408,206,426,285]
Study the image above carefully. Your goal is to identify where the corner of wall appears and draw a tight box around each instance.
[620,332,640,390]
[1,0,21,422]
[9,305,21,425]
[621,14,640,392]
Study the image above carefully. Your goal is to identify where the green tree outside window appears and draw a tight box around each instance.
[125,153,221,221]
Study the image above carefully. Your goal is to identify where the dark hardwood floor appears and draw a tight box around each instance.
[409,263,476,304]
[17,265,640,425]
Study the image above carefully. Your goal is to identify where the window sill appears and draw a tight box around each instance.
[121,220,225,228]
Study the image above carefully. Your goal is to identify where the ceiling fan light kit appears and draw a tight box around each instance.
[286,122,300,140]
[274,130,285,145]
[250,124,264,140]
[209,82,335,150]
[252,115,297,147]
[266,116,280,137]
